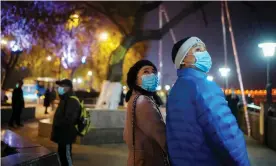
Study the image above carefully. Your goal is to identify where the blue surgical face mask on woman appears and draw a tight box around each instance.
[141,73,159,92]
[193,51,212,73]
[57,87,65,95]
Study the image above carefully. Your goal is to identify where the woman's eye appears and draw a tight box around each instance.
[144,71,149,74]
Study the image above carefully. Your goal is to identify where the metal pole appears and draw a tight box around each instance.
[159,5,163,88]
[162,5,177,44]
[225,1,251,136]
[267,58,270,84]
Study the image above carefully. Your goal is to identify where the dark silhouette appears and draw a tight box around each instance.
[9,80,25,128]
[51,79,81,166]
[226,89,240,120]
[44,88,51,114]
[50,87,57,111]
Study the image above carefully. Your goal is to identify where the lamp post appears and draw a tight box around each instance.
[99,32,108,41]
[258,42,276,104]
[219,67,230,92]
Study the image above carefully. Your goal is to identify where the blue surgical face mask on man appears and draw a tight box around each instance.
[193,51,212,73]
[141,73,159,92]
[58,87,65,95]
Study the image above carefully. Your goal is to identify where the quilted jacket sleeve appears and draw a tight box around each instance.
[196,82,250,166]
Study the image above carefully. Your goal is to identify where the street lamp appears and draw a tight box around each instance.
[258,42,276,104]
[99,32,108,41]
[47,56,52,61]
[219,67,230,91]
[1,39,8,45]
[72,14,79,19]
[207,75,214,81]
[156,85,162,91]
[87,71,93,76]
[77,78,82,84]
[165,85,171,91]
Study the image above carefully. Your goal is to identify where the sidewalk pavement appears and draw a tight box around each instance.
[2,104,276,166]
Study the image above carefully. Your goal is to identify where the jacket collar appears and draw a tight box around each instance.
[177,68,207,79]
[60,90,74,100]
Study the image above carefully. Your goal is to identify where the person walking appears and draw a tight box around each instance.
[50,87,57,111]
[166,37,250,166]
[124,60,169,166]
[226,88,240,120]
[51,79,81,166]
[9,80,25,128]
[44,88,51,114]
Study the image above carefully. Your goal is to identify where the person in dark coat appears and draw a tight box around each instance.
[226,88,240,120]
[51,79,81,166]
[167,37,250,166]
[44,88,51,114]
[9,80,25,128]
[50,87,57,111]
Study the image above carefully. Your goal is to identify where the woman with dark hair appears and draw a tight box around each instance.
[123,60,168,166]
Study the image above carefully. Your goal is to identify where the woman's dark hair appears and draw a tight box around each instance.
[125,60,162,106]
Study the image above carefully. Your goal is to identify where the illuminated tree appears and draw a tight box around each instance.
[1,1,211,87]
[82,1,210,81]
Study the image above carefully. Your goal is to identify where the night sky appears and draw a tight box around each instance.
[143,1,276,89]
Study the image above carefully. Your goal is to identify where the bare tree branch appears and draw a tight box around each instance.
[84,2,128,36]
[136,1,209,41]
[138,1,162,13]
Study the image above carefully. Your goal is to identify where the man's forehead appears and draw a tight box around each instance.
[59,84,69,87]
[192,42,205,48]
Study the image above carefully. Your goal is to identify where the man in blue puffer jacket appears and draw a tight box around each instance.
[166,37,250,166]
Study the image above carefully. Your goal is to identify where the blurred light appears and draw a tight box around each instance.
[73,78,77,83]
[68,56,74,63]
[219,67,230,77]
[165,85,171,91]
[81,56,86,64]
[207,75,214,81]
[258,43,276,57]
[157,72,161,79]
[99,32,108,41]
[72,14,79,19]
[157,85,162,91]
[47,56,52,61]
[123,86,127,90]
[87,71,93,76]
[24,94,38,100]
[9,40,22,52]
[159,91,165,97]
[77,78,82,83]
[1,39,7,45]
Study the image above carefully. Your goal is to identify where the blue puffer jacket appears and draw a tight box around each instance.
[166,68,250,166]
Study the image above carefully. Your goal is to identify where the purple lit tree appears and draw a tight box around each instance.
[1,1,99,86]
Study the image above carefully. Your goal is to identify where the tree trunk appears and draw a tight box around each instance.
[107,35,136,82]
[1,52,21,89]
[1,70,9,89]
[70,67,77,80]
